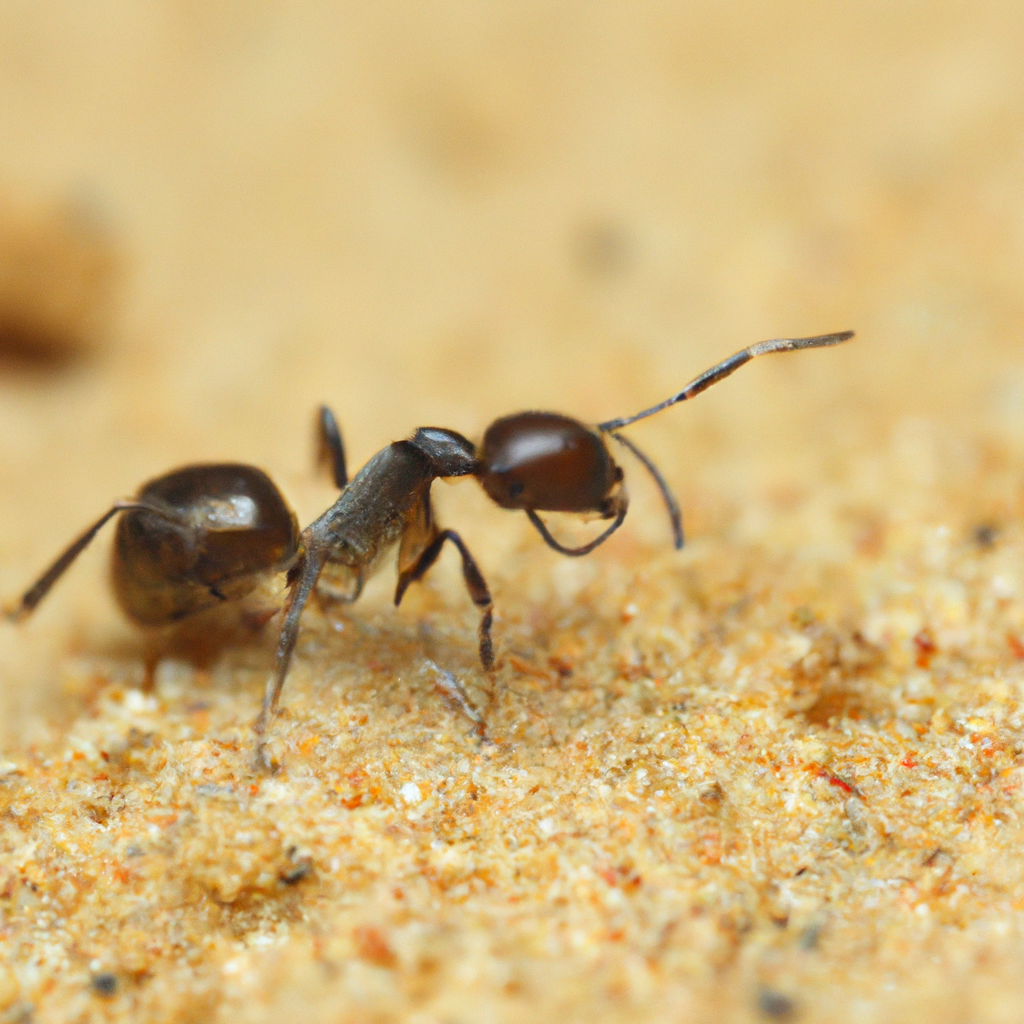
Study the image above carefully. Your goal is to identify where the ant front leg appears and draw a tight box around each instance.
[395,517,495,672]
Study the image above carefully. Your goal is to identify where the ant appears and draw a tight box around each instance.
[253,330,853,760]
[3,331,852,763]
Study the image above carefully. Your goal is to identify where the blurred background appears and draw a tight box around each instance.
[1,0,1023,732]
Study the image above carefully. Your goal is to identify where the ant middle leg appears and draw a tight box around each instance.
[395,529,495,671]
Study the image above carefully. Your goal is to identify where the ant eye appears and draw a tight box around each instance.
[508,481,525,499]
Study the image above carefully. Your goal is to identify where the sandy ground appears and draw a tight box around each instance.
[2,2,1024,1021]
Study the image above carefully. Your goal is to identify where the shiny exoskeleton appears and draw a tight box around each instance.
[254,330,854,757]
[4,463,299,626]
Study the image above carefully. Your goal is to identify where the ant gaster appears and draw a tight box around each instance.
[254,331,853,758]
[4,464,299,627]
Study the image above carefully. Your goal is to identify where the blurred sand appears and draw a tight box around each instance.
[2,2,1024,1022]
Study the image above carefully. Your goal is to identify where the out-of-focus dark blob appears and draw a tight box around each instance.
[0,195,120,371]
[572,218,633,280]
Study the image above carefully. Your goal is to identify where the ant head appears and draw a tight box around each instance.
[477,412,623,514]
[408,427,479,477]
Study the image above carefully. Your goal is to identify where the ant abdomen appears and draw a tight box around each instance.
[112,464,299,625]
[4,463,299,628]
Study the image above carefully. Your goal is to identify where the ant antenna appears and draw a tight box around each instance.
[609,431,684,549]
[597,331,854,433]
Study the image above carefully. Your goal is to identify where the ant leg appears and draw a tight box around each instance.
[395,529,495,671]
[317,405,348,489]
[4,500,168,622]
[609,432,683,549]
[253,544,327,762]
[525,498,628,558]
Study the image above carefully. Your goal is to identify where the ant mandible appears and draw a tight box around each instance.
[254,330,853,756]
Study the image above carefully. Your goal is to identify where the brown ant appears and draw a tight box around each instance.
[253,330,853,759]
[3,331,852,761]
